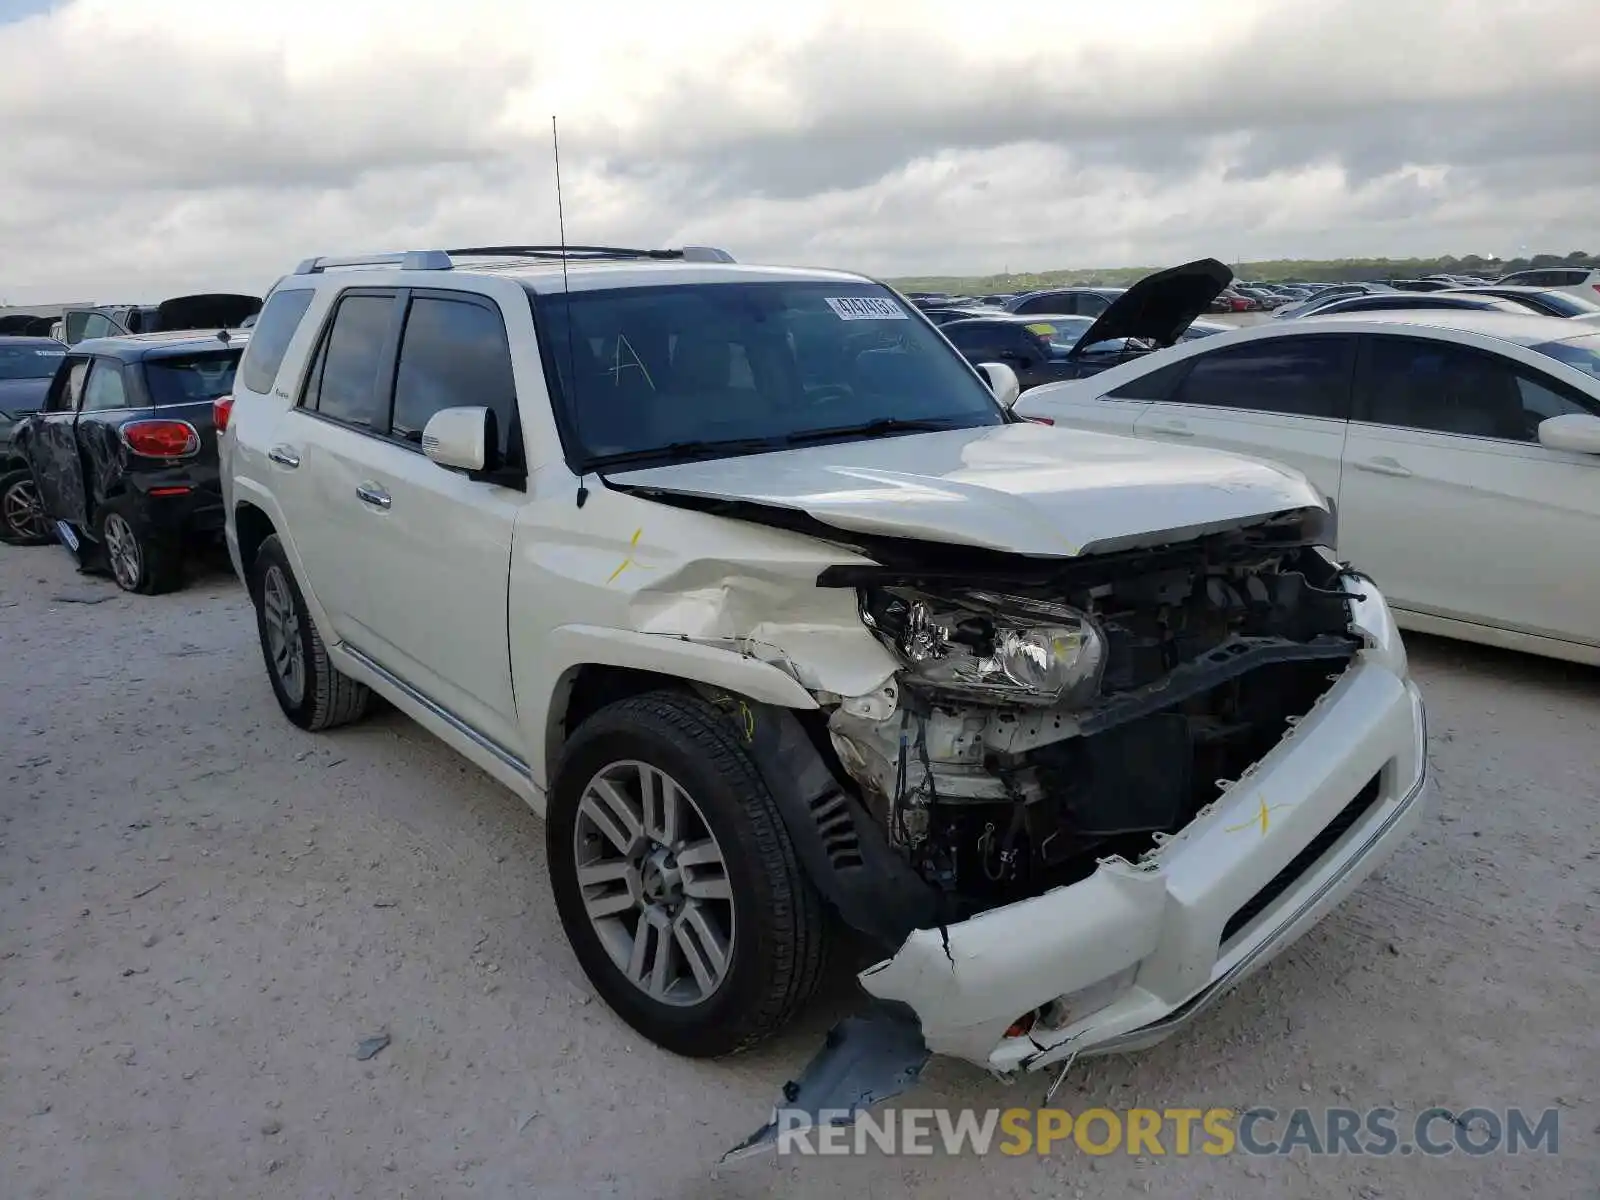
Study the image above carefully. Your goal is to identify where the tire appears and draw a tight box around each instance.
[98,498,183,594]
[249,534,371,731]
[0,468,53,546]
[547,690,828,1058]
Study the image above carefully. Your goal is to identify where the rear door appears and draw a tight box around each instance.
[27,356,92,527]
[73,357,151,522]
[1131,333,1355,512]
[1337,334,1600,647]
[269,288,402,643]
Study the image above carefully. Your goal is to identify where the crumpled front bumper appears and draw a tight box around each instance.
[856,631,1428,1073]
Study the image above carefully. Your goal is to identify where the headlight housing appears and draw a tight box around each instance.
[862,587,1106,707]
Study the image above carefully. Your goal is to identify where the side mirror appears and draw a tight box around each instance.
[422,406,491,472]
[1537,413,1600,455]
[977,361,1021,410]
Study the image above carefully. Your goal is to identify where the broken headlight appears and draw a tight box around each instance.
[863,588,1106,707]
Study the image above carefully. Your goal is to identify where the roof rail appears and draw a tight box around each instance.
[290,245,735,275]
[293,251,452,274]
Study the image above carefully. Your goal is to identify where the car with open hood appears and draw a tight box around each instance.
[56,293,262,346]
[11,328,247,590]
[221,243,1429,1148]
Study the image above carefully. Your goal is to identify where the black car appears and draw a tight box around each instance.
[12,329,246,592]
[1004,286,1126,317]
[942,258,1233,392]
[1439,286,1600,319]
[58,293,261,346]
[0,335,69,544]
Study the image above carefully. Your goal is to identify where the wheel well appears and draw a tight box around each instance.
[544,664,686,781]
[234,502,276,576]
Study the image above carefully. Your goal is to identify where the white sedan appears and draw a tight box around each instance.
[1015,310,1600,666]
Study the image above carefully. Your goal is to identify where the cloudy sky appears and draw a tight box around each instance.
[0,0,1595,302]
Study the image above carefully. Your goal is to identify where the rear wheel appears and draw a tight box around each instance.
[0,468,52,546]
[98,499,183,594]
[249,534,371,731]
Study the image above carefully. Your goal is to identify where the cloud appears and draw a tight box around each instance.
[0,0,1595,301]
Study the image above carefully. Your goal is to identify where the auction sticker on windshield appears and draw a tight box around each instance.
[826,296,909,320]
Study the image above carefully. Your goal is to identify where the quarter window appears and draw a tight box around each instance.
[81,361,131,411]
[390,296,521,464]
[1167,336,1354,418]
[1106,357,1191,400]
[305,293,395,427]
[239,288,315,395]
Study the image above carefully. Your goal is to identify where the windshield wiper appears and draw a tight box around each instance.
[585,437,787,472]
[782,417,965,445]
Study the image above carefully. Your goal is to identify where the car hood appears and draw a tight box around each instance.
[605,423,1325,558]
[1067,258,1233,358]
[154,293,262,333]
[0,376,52,417]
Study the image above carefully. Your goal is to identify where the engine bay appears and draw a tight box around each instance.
[824,534,1364,913]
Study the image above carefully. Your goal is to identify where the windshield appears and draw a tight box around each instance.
[143,350,241,406]
[533,281,1005,466]
[1527,291,1600,317]
[0,343,65,380]
[1533,334,1600,381]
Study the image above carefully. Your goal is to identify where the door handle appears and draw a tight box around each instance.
[355,482,392,510]
[1147,420,1194,437]
[267,445,300,469]
[1353,456,1412,478]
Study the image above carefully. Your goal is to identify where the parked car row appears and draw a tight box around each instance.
[0,295,257,579]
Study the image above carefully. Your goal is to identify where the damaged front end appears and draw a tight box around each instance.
[727,511,1431,1161]
[827,521,1361,916]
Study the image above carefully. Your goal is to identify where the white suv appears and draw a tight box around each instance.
[220,244,1428,1109]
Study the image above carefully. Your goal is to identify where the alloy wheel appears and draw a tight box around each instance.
[261,564,306,705]
[102,513,142,590]
[573,760,736,1006]
[2,477,50,542]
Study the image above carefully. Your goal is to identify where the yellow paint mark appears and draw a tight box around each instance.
[737,700,755,742]
[606,527,649,584]
[1224,796,1293,836]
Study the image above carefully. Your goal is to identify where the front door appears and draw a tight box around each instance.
[339,289,524,753]
[28,356,91,528]
[1337,334,1600,648]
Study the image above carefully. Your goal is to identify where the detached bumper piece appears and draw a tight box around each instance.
[723,1006,930,1164]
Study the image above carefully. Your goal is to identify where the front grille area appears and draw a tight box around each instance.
[1220,772,1384,946]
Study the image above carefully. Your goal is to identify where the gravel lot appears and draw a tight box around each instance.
[1,544,1595,1199]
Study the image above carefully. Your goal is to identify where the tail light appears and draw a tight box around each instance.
[213,393,234,434]
[121,419,200,458]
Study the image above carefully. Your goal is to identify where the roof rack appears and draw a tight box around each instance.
[291,244,734,275]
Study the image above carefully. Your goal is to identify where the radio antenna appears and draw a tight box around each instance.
[553,114,588,508]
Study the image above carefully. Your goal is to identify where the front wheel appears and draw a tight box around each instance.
[249,534,371,731]
[0,468,53,546]
[547,690,828,1058]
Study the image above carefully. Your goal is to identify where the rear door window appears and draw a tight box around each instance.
[389,294,521,464]
[239,288,315,395]
[303,292,397,428]
[1167,335,1355,417]
[1107,357,1192,400]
